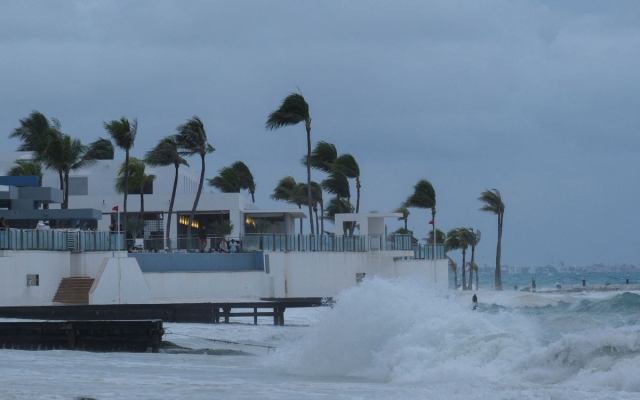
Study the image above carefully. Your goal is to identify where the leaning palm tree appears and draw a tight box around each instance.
[175,116,215,250]
[231,161,256,203]
[334,153,361,216]
[84,137,115,160]
[44,134,95,209]
[11,112,65,191]
[10,111,60,152]
[479,189,505,290]
[459,228,481,290]
[404,179,436,260]
[446,228,468,290]
[267,92,315,234]
[208,161,256,202]
[271,176,304,234]
[6,159,43,186]
[103,117,137,232]
[447,256,458,290]
[145,136,188,249]
[116,158,156,220]
[393,206,410,230]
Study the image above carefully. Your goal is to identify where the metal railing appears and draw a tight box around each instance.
[0,228,444,259]
[0,229,125,252]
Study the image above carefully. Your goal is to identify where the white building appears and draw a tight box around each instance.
[0,152,448,305]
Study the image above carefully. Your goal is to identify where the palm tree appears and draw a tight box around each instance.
[459,228,481,290]
[10,111,60,152]
[334,153,361,216]
[254,219,271,249]
[44,134,95,209]
[6,159,43,186]
[84,137,115,160]
[271,176,303,234]
[446,228,468,290]
[11,111,65,191]
[479,189,505,290]
[404,179,436,261]
[426,228,446,245]
[103,117,137,232]
[210,221,234,240]
[208,161,256,202]
[267,92,315,234]
[116,157,156,220]
[175,116,215,250]
[393,206,410,230]
[447,256,458,290]
[145,136,188,249]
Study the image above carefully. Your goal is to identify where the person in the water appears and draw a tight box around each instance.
[472,294,478,310]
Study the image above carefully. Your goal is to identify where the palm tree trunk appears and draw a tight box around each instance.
[469,246,477,290]
[58,171,63,192]
[315,208,319,235]
[140,189,144,220]
[123,150,130,235]
[462,249,467,290]
[476,269,479,290]
[187,153,206,251]
[355,177,361,214]
[63,171,69,209]
[495,213,503,290]
[166,164,179,250]
[320,201,324,235]
[454,271,458,291]
[305,124,314,235]
[297,204,303,235]
[404,218,408,231]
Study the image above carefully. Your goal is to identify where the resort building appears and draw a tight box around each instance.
[0,152,448,306]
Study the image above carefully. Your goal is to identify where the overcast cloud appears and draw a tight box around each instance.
[1,1,639,268]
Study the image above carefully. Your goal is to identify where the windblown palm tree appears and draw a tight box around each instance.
[426,228,446,245]
[44,134,95,209]
[305,141,337,173]
[405,179,436,260]
[10,111,60,152]
[267,92,315,234]
[145,136,188,249]
[84,137,115,160]
[208,161,256,202]
[333,153,361,216]
[459,228,481,290]
[175,116,215,250]
[446,228,468,290]
[6,159,43,186]
[103,117,137,231]
[393,206,410,230]
[271,176,304,234]
[116,157,156,220]
[11,111,65,190]
[447,256,458,290]
[479,189,505,290]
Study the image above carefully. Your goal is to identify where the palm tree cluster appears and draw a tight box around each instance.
[8,111,96,209]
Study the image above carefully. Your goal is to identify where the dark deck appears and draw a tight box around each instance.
[0,319,163,353]
[0,298,328,325]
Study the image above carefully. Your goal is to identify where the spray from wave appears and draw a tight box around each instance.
[267,278,640,393]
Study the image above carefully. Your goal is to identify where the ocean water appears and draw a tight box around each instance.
[2,276,640,399]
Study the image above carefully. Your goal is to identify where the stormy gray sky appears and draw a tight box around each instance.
[1,1,639,268]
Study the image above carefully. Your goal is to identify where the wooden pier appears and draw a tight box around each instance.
[0,320,163,353]
[0,298,327,326]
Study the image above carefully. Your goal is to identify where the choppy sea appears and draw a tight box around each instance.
[2,272,640,399]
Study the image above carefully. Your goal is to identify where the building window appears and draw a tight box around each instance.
[68,177,88,196]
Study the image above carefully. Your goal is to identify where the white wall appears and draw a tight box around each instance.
[0,250,70,306]
[90,257,152,304]
[70,252,127,277]
[265,251,448,298]
[143,271,266,303]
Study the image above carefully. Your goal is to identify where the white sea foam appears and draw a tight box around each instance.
[2,277,640,399]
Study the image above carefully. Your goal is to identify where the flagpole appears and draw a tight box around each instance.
[117,206,120,253]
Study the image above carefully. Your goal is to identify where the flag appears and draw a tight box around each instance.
[429,220,434,225]
[112,206,119,212]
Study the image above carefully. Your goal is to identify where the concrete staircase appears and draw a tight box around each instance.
[53,278,95,305]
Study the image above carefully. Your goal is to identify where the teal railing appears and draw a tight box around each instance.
[0,229,125,252]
